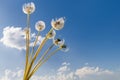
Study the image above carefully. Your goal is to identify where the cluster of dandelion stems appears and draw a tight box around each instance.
[23,13,65,80]
[22,2,67,80]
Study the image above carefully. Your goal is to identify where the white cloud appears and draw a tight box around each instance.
[62,62,70,66]
[0,62,119,80]
[75,66,113,78]
[57,62,71,74]
[0,26,25,50]
[0,26,44,50]
[0,69,23,80]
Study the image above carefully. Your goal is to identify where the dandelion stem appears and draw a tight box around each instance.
[36,44,54,64]
[23,14,30,80]
[27,47,62,79]
[29,44,54,75]
[25,28,53,79]
[29,31,40,63]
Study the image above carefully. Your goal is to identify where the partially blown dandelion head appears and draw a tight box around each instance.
[47,30,56,39]
[51,17,65,30]
[60,44,69,52]
[35,21,46,31]
[60,44,67,48]
[23,2,35,14]
[53,38,65,46]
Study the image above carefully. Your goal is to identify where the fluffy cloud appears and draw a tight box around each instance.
[0,26,44,50]
[0,69,23,80]
[75,66,113,78]
[57,65,70,72]
[0,26,25,50]
[0,62,119,80]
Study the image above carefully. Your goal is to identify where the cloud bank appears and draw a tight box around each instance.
[0,62,119,80]
[0,26,44,50]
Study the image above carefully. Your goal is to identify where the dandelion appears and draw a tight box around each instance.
[21,2,68,80]
[23,2,35,14]
[53,38,65,46]
[35,21,45,31]
[60,44,69,52]
[47,30,56,39]
[51,17,65,30]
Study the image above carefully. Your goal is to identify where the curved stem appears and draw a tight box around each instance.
[27,47,62,79]
[28,44,54,76]
[37,44,54,64]
[25,28,53,79]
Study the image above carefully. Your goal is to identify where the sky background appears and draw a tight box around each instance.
[0,0,120,80]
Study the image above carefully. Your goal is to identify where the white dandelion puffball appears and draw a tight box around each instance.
[51,17,65,30]
[23,2,35,14]
[35,21,46,31]
[47,30,56,39]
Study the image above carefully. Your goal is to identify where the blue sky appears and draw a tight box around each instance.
[0,0,120,80]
